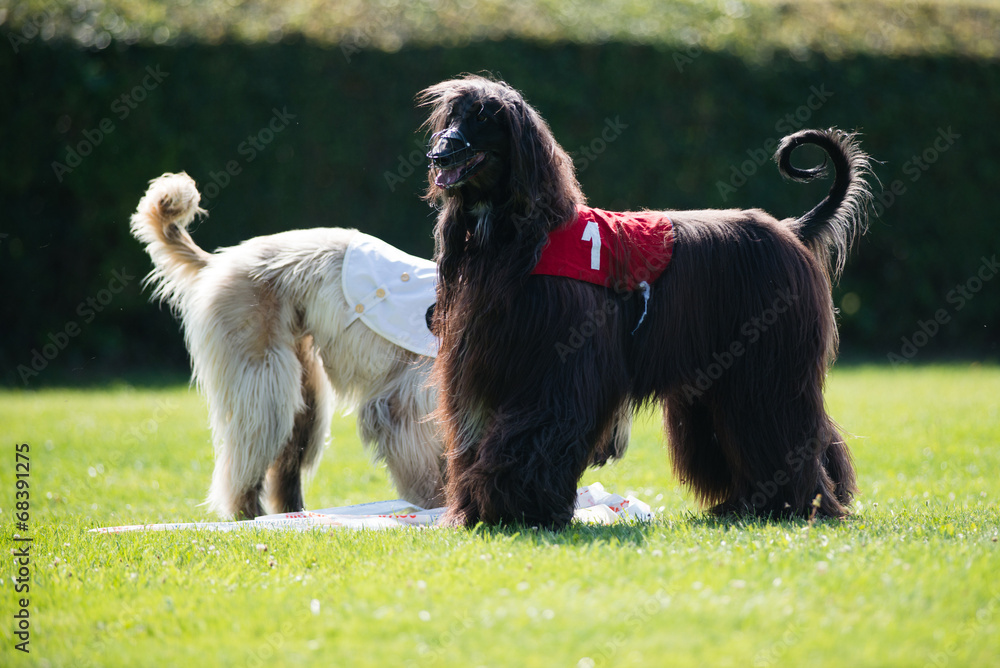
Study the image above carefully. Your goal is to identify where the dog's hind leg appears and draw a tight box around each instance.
[663,394,733,508]
[204,371,283,520]
[380,412,447,509]
[818,415,857,510]
[265,336,334,514]
[203,289,304,519]
[358,362,446,509]
[707,371,853,519]
[590,401,633,467]
[210,445,265,520]
[234,481,265,519]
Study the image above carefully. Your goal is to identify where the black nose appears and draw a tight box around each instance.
[428,128,472,168]
[425,303,436,333]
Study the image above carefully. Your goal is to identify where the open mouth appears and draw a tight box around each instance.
[433,151,487,189]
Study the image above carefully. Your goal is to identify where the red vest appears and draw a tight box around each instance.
[531,206,674,291]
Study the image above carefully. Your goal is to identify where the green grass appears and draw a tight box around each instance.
[2,365,999,667]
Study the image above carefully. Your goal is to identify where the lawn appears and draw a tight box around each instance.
[2,365,998,667]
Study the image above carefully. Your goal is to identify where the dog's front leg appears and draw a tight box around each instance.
[442,400,617,530]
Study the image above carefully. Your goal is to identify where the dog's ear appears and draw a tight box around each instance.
[505,99,549,204]
[501,95,583,237]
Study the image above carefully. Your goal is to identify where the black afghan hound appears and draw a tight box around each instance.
[420,75,871,529]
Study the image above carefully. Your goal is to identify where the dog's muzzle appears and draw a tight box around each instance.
[427,128,474,169]
[427,128,487,189]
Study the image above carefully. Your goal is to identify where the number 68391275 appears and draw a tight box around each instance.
[15,443,30,503]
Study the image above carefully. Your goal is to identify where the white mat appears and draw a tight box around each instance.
[90,483,652,534]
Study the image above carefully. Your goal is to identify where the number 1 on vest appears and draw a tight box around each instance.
[582,220,601,271]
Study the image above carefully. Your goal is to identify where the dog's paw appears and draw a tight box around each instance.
[438,509,463,528]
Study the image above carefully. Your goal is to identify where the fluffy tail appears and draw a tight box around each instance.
[776,129,873,279]
[129,172,210,308]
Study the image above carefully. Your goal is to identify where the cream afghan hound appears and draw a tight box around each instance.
[130,172,445,519]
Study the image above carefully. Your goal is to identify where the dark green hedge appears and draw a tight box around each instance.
[2,38,998,385]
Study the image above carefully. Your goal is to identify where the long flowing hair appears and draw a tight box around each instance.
[419,75,585,325]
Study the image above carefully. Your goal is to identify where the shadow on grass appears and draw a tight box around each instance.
[684,513,854,530]
[472,521,654,547]
[469,510,858,547]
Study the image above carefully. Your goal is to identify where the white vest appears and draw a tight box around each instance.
[342,232,438,358]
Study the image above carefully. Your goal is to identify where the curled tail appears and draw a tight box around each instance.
[129,172,210,308]
[776,129,873,279]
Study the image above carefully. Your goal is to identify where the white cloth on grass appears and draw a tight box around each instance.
[90,483,653,533]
